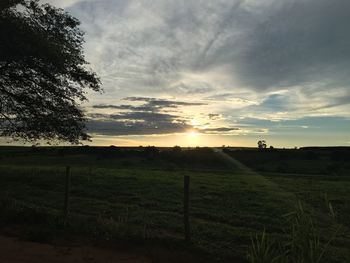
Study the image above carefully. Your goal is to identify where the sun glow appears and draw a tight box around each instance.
[185,130,200,146]
[187,130,199,138]
[190,119,200,126]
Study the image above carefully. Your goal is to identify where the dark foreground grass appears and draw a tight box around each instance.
[0,147,349,262]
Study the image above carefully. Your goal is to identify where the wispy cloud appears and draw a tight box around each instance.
[42,0,350,144]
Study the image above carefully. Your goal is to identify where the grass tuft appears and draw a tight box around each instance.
[247,201,342,263]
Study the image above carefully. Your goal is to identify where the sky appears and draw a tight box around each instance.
[42,0,350,147]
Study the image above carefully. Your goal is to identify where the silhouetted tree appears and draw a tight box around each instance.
[172,145,182,153]
[143,146,159,159]
[0,0,101,143]
[257,140,267,150]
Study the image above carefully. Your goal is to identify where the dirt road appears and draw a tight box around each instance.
[0,235,150,263]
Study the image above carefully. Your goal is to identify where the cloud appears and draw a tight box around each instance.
[93,104,147,111]
[199,127,240,134]
[87,118,248,136]
[55,0,350,97]
[208,114,222,120]
[43,0,86,8]
[87,105,191,136]
[123,97,206,107]
[109,111,179,122]
[88,96,244,136]
[41,0,350,142]
[92,97,206,113]
[88,97,200,135]
[236,0,350,91]
[62,1,350,113]
[87,119,191,136]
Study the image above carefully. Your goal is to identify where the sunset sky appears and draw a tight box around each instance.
[42,0,350,147]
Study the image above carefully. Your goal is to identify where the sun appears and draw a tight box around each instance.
[187,130,199,138]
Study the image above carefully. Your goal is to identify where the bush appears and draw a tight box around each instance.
[247,201,341,263]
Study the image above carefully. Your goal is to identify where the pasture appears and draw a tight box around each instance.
[0,146,349,262]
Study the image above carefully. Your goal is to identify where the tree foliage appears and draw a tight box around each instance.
[258,140,267,150]
[0,0,101,144]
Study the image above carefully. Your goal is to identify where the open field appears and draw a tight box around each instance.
[224,147,350,176]
[0,146,349,262]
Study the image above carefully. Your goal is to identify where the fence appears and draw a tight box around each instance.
[0,165,192,242]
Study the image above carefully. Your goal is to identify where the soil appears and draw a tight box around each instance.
[0,235,151,263]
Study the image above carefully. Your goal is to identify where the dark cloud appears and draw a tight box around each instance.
[89,108,187,125]
[92,104,153,112]
[88,98,239,136]
[87,117,242,136]
[124,97,206,107]
[87,105,191,136]
[208,114,221,120]
[109,111,180,122]
[200,127,240,134]
[88,97,197,135]
[87,118,243,136]
[236,0,350,90]
[87,119,191,136]
[92,97,206,113]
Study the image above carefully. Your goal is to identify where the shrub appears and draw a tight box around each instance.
[247,201,341,263]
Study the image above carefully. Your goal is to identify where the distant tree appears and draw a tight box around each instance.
[257,140,267,150]
[172,145,182,153]
[143,146,159,158]
[0,0,101,144]
[269,145,274,149]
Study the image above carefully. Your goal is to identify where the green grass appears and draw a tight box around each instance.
[247,202,342,263]
[265,173,350,232]
[224,148,350,176]
[0,147,349,262]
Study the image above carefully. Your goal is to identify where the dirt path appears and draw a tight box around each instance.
[0,235,150,263]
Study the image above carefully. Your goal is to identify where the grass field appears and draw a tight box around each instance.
[0,146,349,262]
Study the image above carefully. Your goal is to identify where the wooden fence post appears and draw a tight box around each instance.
[184,175,190,242]
[64,166,71,223]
